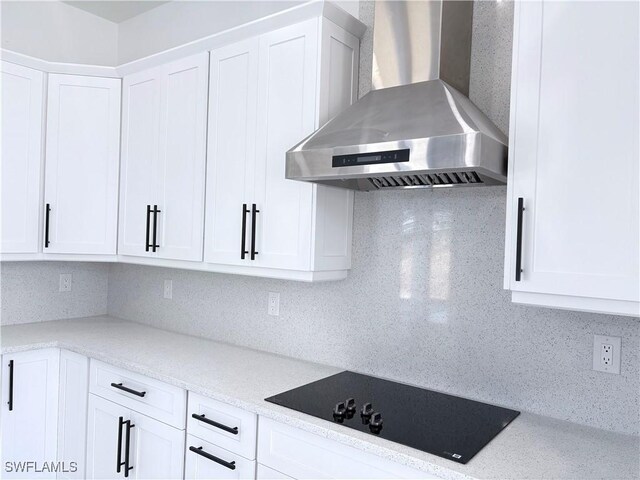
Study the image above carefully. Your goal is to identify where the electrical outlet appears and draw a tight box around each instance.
[593,335,621,374]
[59,273,72,292]
[164,279,172,299]
[268,292,280,316]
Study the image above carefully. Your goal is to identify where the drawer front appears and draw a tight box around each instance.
[185,434,256,480]
[257,417,439,480]
[89,360,186,429]
[188,393,257,460]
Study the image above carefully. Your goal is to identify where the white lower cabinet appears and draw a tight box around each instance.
[256,465,293,480]
[57,350,89,479]
[86,394,185,479]
[257,417,438,480]
[1,349,60,479]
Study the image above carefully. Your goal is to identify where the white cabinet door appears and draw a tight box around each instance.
[86,394,184,480]
[155,53,209,261]
[0,61,44,254]
[505,1,639,315]
[129,410,185,479]
[44,74,121,254]
[1,349,60,479]
[204,38,260,266]
[86,394,129,479]
[119,69,161,258]
[57,350,89,479]
[119,53,208,261]
[185,434,255,480]
[252,20,319,271]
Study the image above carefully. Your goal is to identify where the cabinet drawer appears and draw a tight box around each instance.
[258,417,439,479]
[185,434,256,480]
[188,392,257,460]
[89,360,186,429]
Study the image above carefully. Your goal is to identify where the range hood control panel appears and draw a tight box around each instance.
[331,149,410,168]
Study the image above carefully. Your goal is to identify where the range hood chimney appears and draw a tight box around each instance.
[286,0,508,191]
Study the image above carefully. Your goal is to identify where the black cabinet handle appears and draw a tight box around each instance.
[189,446,236,470]
[145,205,151,252]
[124,419,134,477]
[117,416,124,473]
[7,360,14,412]
[151,205,161,252]
[250,203,259,260]
[191,413,238,435]
[111,382,146,398]
[515,197,525,281]
[241,204,249,260]
[44,203,51,248]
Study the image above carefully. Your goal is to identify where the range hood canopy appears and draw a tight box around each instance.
[286,0,508,191]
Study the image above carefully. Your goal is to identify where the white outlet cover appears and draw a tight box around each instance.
[59,273,72,292]
[268,292,280,316]
[593,335,621,374]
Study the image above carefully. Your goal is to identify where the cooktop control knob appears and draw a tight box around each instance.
[333,401,347,422]
[360,402,373,420]
[345,398,356,413]
[369,412,383,434]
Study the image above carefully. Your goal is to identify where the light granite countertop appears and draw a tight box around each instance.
[1,316,638,480]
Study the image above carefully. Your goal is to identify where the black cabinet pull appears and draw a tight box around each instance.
[7,360,14,412]
[145,205,151,252]
[117,416,124,473]
[515,197,525,281]
[124,419,134,477]
[191,413,238,435]
[250,203,259,260]
[111,382,146,398]
[189,446,236,470]
[44,203,51,248]
[151,205,161,252]
[241,204,249,259]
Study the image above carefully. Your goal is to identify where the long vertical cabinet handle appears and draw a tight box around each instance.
[145,205,151,252]
[117,416,124,473]
[124,420,134,477]
[241,204,249,259]
[151,205,161,252]
[515,197,525,281]
[7,360,14,411]
[44,203,51,248]
[250,203,260,260]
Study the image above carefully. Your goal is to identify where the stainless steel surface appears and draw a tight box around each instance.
[286,0,507,191]
[286,79,507,191]
[372,1,442,90]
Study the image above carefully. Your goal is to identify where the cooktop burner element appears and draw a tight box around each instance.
[265,371,520,464]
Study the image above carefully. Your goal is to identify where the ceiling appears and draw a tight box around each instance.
[62,1,170,23]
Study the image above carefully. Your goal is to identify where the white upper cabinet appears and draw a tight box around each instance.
[205,19,358,280]
[44,74,121,254]
[1,62,44,254]
[205,38,259,267]
[505,1,639,316]
[119,53,209,261]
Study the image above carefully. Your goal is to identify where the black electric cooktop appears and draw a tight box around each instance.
[265,371,519,464]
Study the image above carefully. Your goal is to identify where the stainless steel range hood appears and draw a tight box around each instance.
[286,0,508,191]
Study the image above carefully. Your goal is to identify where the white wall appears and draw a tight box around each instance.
[0,1,118,66]
[117,1,359,64]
